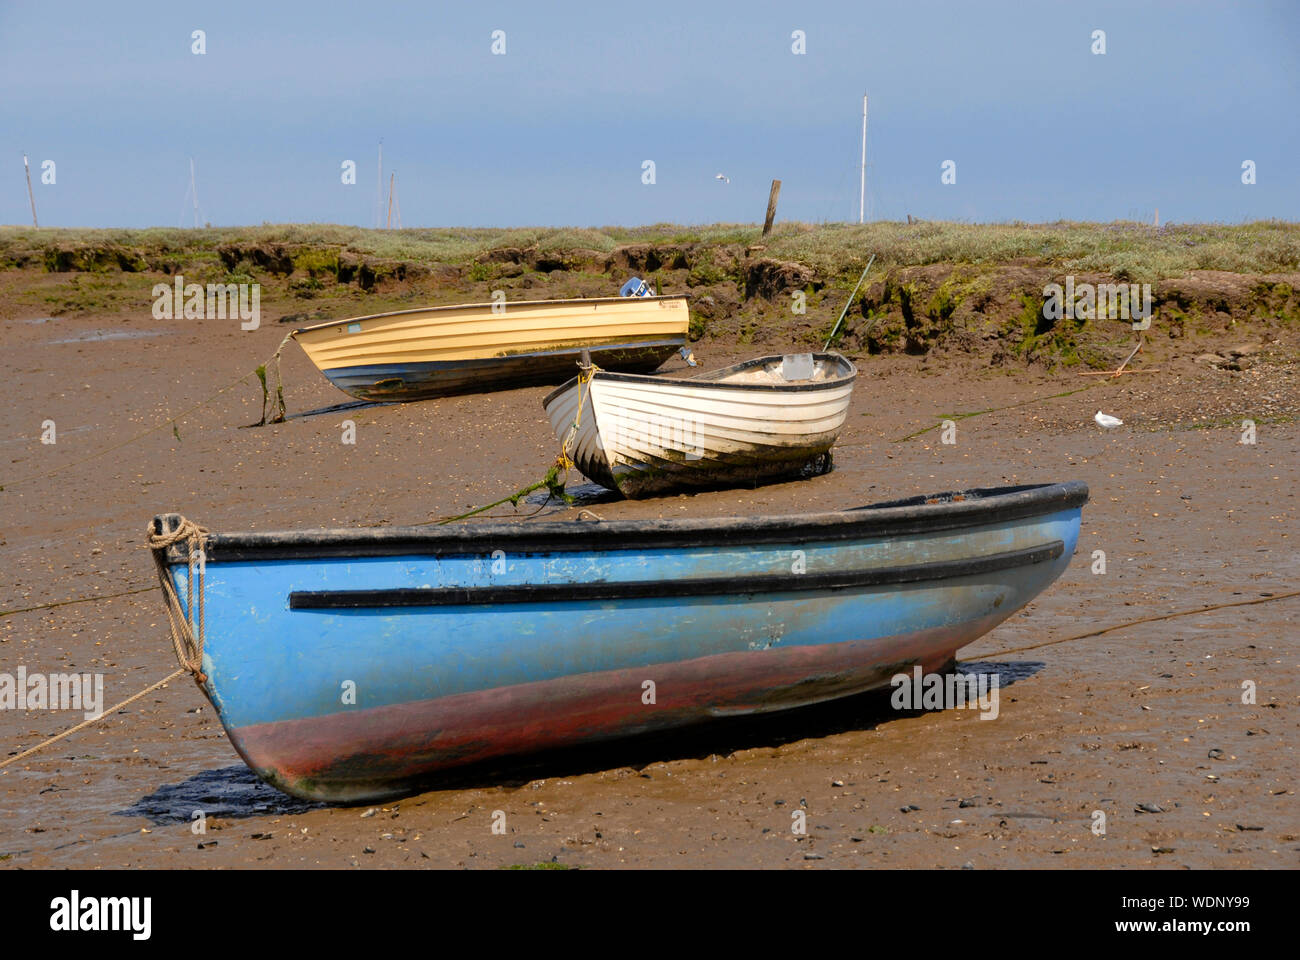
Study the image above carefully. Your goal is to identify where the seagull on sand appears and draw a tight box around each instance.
[1094,411,1123,429]
[714,173,730,183]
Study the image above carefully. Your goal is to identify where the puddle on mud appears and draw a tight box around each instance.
[117,765,323,825]
[526,482,618,507]
[46,329,164,344]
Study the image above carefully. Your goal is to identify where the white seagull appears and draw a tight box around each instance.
[714,173,730,184]
[1094,410,1123,429]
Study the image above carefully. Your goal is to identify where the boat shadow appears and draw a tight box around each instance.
[116,765,326,825]
[528,482,621,508]
[285,399,398,421]
[117,660,1042,820]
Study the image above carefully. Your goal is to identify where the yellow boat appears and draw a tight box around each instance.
[291,294,689,401]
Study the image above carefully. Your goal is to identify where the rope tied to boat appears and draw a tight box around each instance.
[431,361,594,525]
[146,516,210,684]
[559,359,600,473]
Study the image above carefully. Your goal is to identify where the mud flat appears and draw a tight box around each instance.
[0,251,1296,869]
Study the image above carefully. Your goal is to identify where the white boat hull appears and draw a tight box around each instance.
[544,354,857,498]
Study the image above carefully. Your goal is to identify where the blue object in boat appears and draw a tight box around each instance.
[620,276,653,297]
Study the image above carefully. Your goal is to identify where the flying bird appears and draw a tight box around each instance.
[714,173,730,184]
[1094,411,1123,429]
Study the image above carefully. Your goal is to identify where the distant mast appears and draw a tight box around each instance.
[179,157,203,228]
[23,154,38,227]
[859,94,868,224]
[190,158,200,227]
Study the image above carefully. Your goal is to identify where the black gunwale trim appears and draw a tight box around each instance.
[154,481,1088,565]
[323,338,687,375]
[541,352,857,406]
[293,294,689,336]
[288,541,1065,609]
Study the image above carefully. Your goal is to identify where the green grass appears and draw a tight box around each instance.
[3,220,1296,282]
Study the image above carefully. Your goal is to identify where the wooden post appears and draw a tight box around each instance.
[23,154,38,227]
[762,179,781,236]
[1154,207,1159,228]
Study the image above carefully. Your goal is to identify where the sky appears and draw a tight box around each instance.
[1,0,1297,228]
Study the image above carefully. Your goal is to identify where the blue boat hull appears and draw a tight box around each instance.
[155,482,1088,802]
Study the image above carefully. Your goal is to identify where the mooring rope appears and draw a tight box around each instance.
[0,668,186,772]
[0,586,154,619]
[892,381,1105,443]
[979,589,1300,659]
[145,516,210,683]
[2,517,210,772]
[428,363,598,525]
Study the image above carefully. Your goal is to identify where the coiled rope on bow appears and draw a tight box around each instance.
[146,517,211,684]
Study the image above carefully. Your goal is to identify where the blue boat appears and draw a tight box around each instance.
[148,481,1088,802]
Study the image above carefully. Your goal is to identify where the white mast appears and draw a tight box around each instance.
[859,94,868,224]
[189,158,200,227]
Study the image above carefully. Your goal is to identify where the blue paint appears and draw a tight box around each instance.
[169,505,1081,730]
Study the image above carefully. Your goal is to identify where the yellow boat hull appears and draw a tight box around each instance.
[292,295,689,401]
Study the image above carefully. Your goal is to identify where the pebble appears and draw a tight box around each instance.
[1135,803,1164,814]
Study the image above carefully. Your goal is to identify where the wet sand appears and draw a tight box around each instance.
[1,305,1296,869]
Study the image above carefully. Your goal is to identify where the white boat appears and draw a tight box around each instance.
[543,353,857,498]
